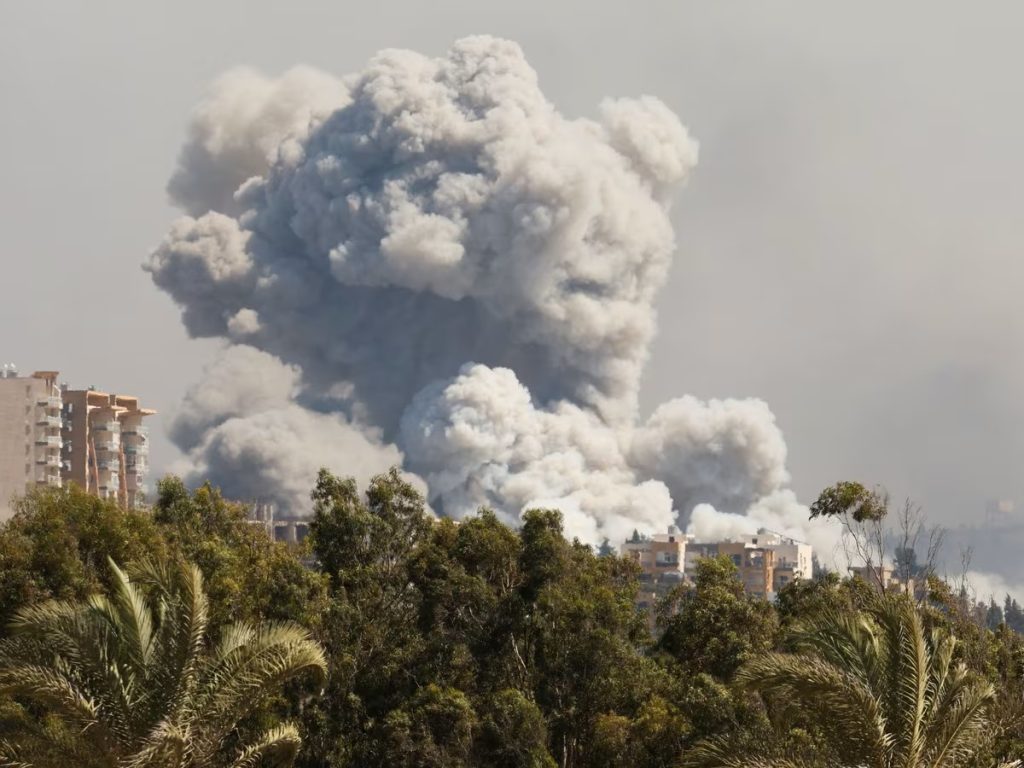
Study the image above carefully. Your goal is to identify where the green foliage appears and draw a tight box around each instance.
[775,570,879,633]
[474,689,554,768]
[657,555,778,679]
[0,485,167,626]
[381,685,477,768]
[4,474,1024,768]
[0,557,326,767]
[690,595,1010,768]
[300,471,666,768]
[809,481,887,523]
[153,477,329,630]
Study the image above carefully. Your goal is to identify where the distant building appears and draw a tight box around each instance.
[985,498,1016,527]
[686,530,813,600]
[715,540,777,599]
[620,525,814,623]
[0,368,63,521]
[621,527,687,621]
[61,388,155,509]
[0,366,156,520]
[847,564,915,596]
[621,526,686,577]
[248,500,311,544]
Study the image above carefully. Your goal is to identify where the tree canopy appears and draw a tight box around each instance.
[1,474,1021,768]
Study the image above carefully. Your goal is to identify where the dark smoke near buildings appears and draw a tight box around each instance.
[147,36,839,552]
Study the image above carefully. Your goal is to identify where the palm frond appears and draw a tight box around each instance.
[0,556,325,768]
[737,652,890,761]
[104,559,156,676]
[0,665,99,727]
[191,623,326,760]
[120,719,188,768]
[922,678,995,768]
[680,737,812,768]
[227,724,302,768]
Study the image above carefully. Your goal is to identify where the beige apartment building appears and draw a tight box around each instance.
[0,368,63,521]
[621,527,687,623]
[0,367,155,520]
[621,526,815,624]
[61,388,155,509]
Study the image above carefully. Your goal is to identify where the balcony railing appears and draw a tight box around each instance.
[36,474,60,485]
[97,460,120,472]
[36,456,61,467]
[35,436,61,447]
[92,422,121,434]
[123,444,149,454]
[122,426,149,438]
[94,441,120,453]
[36,415,61,428]
[36,396,61,408]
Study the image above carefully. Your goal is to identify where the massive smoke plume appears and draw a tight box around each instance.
[149,35,838,549]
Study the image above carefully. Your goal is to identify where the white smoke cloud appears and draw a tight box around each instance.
[148,35,835,550]
[400,363,675,544]
[631,395,791,517]
[167,66,349,216]
[687,491,842,569]
[168,344,298,450]
[965,570,1024,606]
[168,345,404,513]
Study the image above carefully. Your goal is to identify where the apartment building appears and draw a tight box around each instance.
[249,500,311,544]
[621,526,687,623]
[0,366,156,519]
[61,388,156,509]
[847,564,917,596]
[685,530,813,600]
[619,526,814,620]
[716,541,777,599]
[0,368,63,521]
[621,527,686,576]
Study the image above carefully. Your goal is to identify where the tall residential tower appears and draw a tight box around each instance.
[0,366,156,521]
[0,367,63,521]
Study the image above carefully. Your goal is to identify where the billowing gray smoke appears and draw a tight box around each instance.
[149,36,836,549]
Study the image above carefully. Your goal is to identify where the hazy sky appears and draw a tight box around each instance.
[2,1,1022,529]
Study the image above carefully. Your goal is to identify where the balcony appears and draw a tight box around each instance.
[36,473,60,485]
[92,421,120,434]
[97,459,120,472]
[123,444,148,455]
[94,440,120,453]
[36,415,61,428]
[35,436,61,447]
[36,455,61,468]
[36,396,61,409]
[122,426,149,438]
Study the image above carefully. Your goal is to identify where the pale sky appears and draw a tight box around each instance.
[3,1,1023,530]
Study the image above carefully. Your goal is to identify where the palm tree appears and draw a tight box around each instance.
[686,596,1017,768]
[0,557,327,768]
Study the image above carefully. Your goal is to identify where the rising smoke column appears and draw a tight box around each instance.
[149,35,835,548]
[165,345,404,514]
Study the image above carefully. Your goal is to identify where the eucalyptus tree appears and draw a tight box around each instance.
[0,557,326,768]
